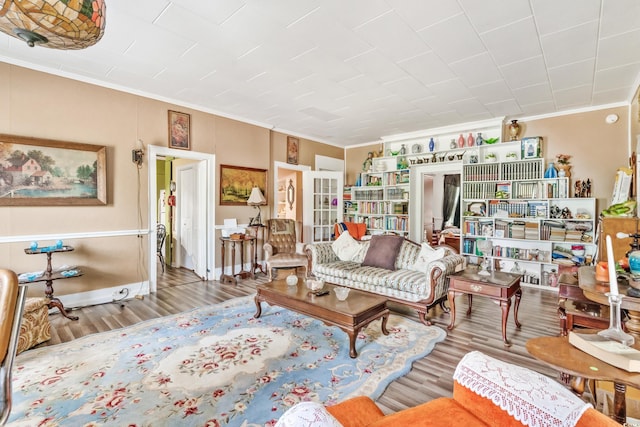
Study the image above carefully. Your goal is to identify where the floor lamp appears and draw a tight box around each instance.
[248,187,266,226]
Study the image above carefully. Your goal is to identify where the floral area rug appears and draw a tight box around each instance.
[8,295,446,427]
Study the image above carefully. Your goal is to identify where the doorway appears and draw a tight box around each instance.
[148,145,215,293]
[273,161,311,224]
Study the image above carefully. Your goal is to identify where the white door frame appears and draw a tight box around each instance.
[148,145,216,293]
[273,161,311,220]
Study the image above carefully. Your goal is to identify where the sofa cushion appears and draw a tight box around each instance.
[362,235,404,271]
[332,231,360,261]
[410,243,445,272]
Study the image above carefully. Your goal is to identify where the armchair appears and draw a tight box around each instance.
[264,219,308,281]
[1,269,27,426]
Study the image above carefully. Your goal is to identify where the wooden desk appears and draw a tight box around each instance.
[578,266,640,339]
[447,266,522,346]
[219,236,255,284]
[527,334,640,424]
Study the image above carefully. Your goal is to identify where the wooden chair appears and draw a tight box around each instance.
[264,219,308,281]
[0,269,27,426]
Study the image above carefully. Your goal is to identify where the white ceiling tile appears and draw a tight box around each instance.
[484,99,523,117]
[481,17,543,66]
[540,21,598,69]
[459,0,532,34]
[168,0,247,25]
[388,0,462,31]
[597,29,640,69]
[548,59,595,91]
[468,80,514,104]
[429,79,473,102]
[355,12,430,62]
[595,63,640,92]
[450,53,502,87]
[398,52,456,86]
[500,56,548,89]
[417,13,486,64]
[593,87,632,105]
[519,100,557,116]
[553,85,593,109]
[345,50,407,84]
[530,0,600,35]
[322,0,392,29]
[513,82,554,106]
[382,77,433,102]
[600,0,640,37]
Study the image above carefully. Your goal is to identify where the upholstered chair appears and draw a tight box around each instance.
[1,269,27,426]
[264,219,308,281]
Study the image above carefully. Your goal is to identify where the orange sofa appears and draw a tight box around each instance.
[276,351,618,427]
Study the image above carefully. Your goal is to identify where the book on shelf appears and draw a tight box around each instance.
[568,331,640,372]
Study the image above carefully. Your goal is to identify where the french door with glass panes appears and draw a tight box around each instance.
[302,171,343,243]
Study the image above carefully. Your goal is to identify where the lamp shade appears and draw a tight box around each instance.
[0,0,106,49]
[247,187,266,206]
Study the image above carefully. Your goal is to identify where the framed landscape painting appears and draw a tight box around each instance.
[219,165,267,206]
[0,134,107,206]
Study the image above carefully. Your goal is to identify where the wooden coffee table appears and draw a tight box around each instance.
[448,266,522,346]
[254,280,389,358]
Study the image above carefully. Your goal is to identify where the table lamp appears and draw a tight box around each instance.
[247,187,266,226]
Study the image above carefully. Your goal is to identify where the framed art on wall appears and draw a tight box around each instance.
[168,110,191,150]
[220,165,268,206]
[287,136,299,165]
[0,134,107,206]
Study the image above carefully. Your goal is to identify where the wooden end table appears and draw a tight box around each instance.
[527,334,640,424]
[219,235,255,284]
[254,280,389,358]
[448,266,522,346]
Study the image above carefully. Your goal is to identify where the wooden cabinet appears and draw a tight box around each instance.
[598,217,640,262]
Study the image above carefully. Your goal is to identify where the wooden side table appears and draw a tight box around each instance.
[219,235,255,284]
[527,334,640,424]
[21,245,82,321]
[247,224,266,275]
[448,266,522,346]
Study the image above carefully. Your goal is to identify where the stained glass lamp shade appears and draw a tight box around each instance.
[0,0,106,49]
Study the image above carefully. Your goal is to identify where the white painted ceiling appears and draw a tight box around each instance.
[0,0,639,147]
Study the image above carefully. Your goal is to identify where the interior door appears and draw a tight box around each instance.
[302,171,343,243]
[176,162,207,279]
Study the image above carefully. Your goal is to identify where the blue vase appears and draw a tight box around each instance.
[476,133,484,146]
[630,251,640,275]
[428,137,435,152]
[544,162,557,178]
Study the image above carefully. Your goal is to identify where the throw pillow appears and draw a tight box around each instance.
[410,243,446,272]
[331,230,360,261]
[362,235,404,271]
[275,401,344,427]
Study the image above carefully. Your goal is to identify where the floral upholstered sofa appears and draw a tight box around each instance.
[305,234,465,325]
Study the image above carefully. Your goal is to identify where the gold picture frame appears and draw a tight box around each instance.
[287,136,299,165]
[219,164,268,206]
[0,134,107,206]
[168,110,191,150]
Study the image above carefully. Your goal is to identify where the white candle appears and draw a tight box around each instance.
[606,235,619,295]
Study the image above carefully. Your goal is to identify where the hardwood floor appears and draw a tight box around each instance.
[43,265,563,414]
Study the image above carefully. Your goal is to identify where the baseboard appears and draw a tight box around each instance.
[55,281,149,310]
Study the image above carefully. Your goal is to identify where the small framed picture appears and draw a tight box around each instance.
[287,136,299,165]
[495,230,505,238]
[168,110,191,150]
[521,137,541,159]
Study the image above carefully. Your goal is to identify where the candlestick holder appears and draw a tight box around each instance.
[598,293,635,346]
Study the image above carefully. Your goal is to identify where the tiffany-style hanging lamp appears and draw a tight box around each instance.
[0,0,106,49]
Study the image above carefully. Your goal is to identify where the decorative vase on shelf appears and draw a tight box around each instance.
[544,162,558,178]
[556,164,571,177]
[400,144,406,155]
[457,134,465,148]
[467,133,475,147]
[428,137,435,152]
[450,139,457,149]
[476,132,484,146]
[508,119,520,141]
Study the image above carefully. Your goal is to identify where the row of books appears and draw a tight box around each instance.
[352,201,408,215]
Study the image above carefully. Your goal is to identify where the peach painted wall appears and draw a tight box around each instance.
[0,63,337,297]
